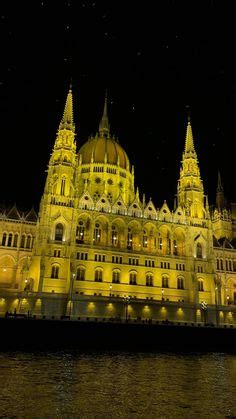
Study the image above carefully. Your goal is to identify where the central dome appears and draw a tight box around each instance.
[78,94,130,170]
[78,136,130,169]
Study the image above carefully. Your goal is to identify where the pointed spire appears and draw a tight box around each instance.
[184,115,195,153]
[217,170,223,192]
[99,91,110,137]
[59,85,75,132]
[216,170,226,209]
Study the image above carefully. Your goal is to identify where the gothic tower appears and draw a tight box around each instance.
[29,87,78,292]
[177,117,206,219]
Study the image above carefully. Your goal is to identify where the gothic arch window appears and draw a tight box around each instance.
[196,243,202,258]
[76,267,85,281]
[1,232,7,246]
[60,177,66,196]
[146,274,153,286]
[198,279,204,291]
[162,275,169,288]
[26,235,31,249]
[143,230,148,248]
[220,259,224,270]
[127,228,133,249]
[55,223,64,241]
[94,269,103,282]
[13,233,18,248]
[217,258,220,270]
[129,272,137,285]
[226,260,228,271]
[177,277,184,289]
[158,234,163,251]
[93,223,101,243]
[167,232,171,254]
[173,240,178,255]
[229,260,232,271]
[51,265,59,279]
[7,233,13,247]
[21,234,26,248]
[111,225,118,246]
[76,221,85,243]
[112,270,120,283]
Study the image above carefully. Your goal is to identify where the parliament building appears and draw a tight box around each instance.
[0,88,236,325]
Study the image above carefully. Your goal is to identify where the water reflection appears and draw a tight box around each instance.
[0,351,236,417]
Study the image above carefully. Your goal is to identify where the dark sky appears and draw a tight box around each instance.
[0,0,236,212]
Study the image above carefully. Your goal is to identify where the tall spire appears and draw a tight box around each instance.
[217,170,223,192]
[59,85,75,132]
[216,170,226,209]
[184,115,195,154]
[99,91,110,137]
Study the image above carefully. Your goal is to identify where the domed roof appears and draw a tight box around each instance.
[78,136,130,169]
[78,94,130,170]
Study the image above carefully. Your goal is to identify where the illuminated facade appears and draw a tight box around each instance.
[0,88,236,324]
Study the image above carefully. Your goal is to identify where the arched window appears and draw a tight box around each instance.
[226,260,228,271]
[76,221,85,243]
[93,223,101,243]
[20,234,26,248]
[143,230,148,248]
[198,279,204,291]
[220,259,224,270]
[217,259,220,270]
[111,226,118,246]
[60,177,66,196]
[162,276,169,288]
[13,233,18,248]
[7,233,13,247]
[158,234,163,251]
[1,233,7,246]
[196,243,202,258]
[177,277,184,289]
[127,228,133,249]
[76,267,85,281]
[173,240,178,255]
[233,261,236,272]
[229,260,232,271]
[146,274,153,286]
[112,271,120,283]
[55,223,64,241]
[95,269,103,282]
[26,235,31,249]
[51,265,59,279]
[167,232,171,254]
[129,272,137,285]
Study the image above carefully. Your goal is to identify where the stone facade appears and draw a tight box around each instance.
[0,89,236,324]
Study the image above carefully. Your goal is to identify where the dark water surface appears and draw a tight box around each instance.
[0,350,236,418]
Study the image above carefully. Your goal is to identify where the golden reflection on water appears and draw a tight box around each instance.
[0,351,236,417]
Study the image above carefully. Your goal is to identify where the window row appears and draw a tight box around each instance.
[54,222,187,255]
[1,232,33,249]
[216,258,236,272]
[50,265,186,289]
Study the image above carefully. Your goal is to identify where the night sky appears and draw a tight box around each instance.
[1,0,236,212]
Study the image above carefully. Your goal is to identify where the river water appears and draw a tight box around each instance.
[0,350,236,418]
